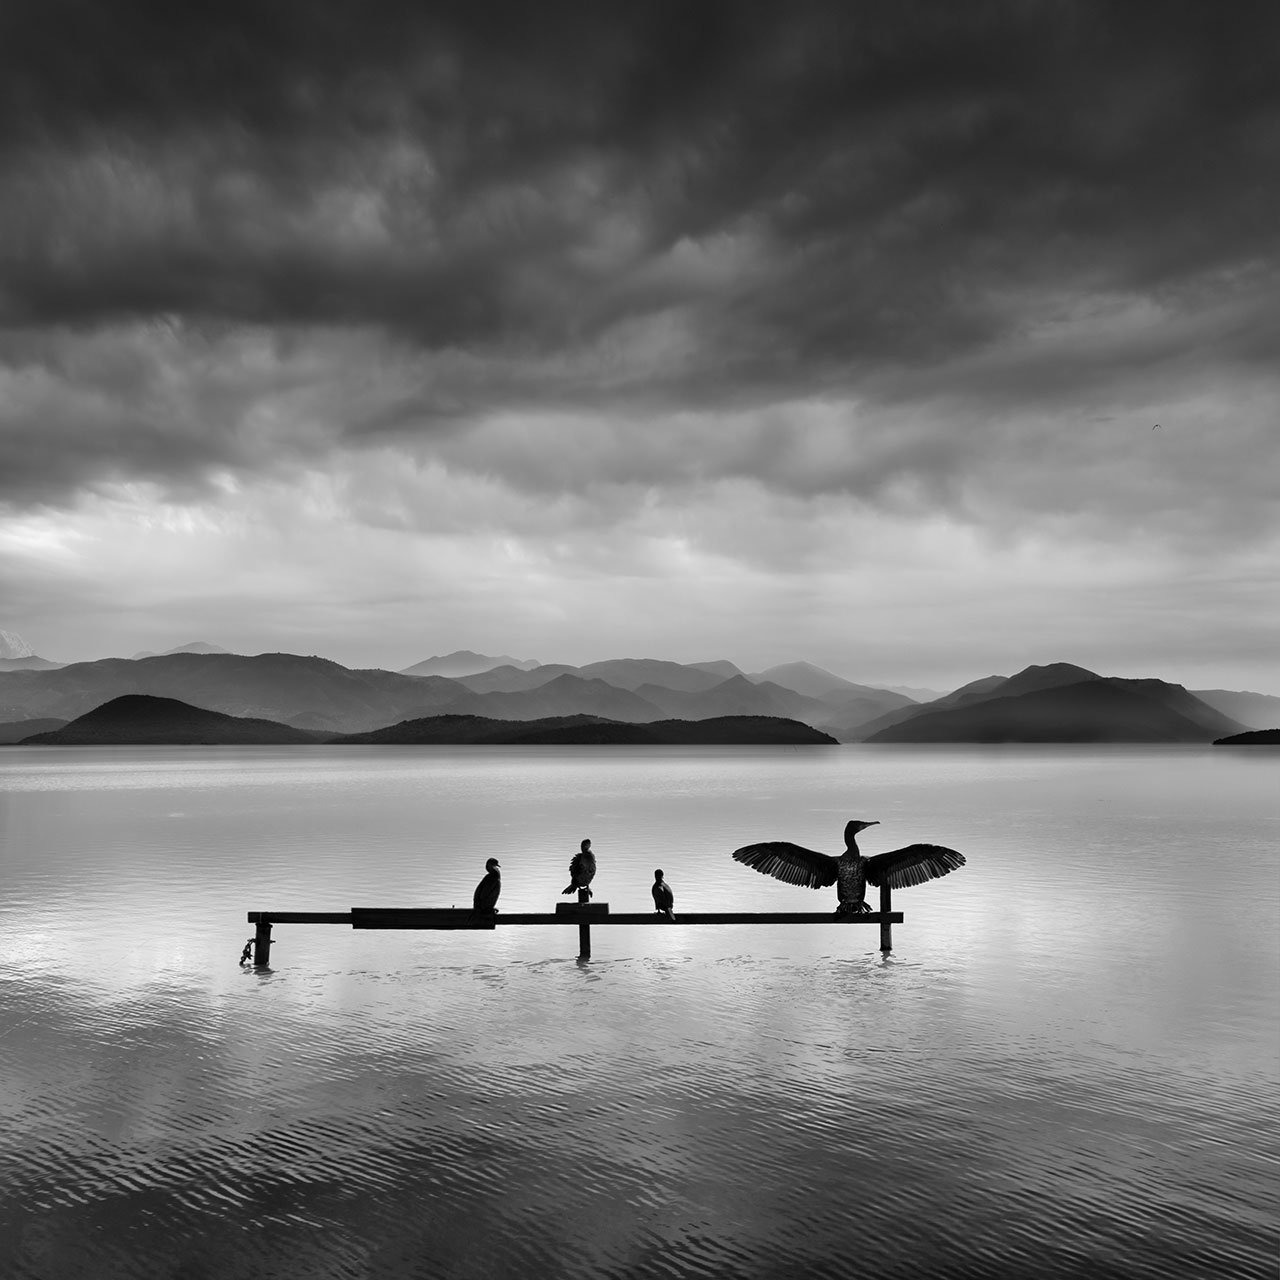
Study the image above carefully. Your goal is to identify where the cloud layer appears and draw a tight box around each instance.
[1,2,1277,685]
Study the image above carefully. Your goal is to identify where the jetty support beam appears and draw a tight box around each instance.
[880,884,893,952]
[253,918,272,967]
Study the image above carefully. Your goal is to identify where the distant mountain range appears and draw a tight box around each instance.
[401,650,540,677]
[0,651,912,738]
[130,641,234,660]
[0,656,64,672]
[0,648,1272,745]
[16,696,835,746]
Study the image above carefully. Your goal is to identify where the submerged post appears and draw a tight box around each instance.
[253,918,273,967]
[879,884,892,952]
[578,888,591,959]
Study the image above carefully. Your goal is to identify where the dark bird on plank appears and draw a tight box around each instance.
[652,868,674,918]
[562,838,597,899]
[473,857,501,914]
[732,820,965,915]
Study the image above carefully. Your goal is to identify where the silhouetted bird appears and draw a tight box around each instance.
[562,838,597,899]
[652,869,674,918]
[733,820,965,915]
[473,857,502,913]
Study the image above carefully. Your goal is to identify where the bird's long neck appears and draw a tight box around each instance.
[844,838,861,859]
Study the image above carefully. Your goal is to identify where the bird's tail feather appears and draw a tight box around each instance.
[562,883,575,895]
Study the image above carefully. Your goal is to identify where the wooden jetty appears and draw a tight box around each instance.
[244,884,903,965]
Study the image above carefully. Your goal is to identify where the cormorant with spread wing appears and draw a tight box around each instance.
[562,838,597,899]
[732,820,964,915]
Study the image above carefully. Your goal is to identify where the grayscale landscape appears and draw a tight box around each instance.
[1,4,1276,1279]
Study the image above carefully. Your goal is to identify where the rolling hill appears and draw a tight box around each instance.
[337,714,836,745]
[20,695,323,745]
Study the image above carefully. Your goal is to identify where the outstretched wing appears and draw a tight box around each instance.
[863,844,965,890]
[732,842,839,890]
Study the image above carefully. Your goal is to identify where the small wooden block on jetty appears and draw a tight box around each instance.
[554,902,610,916]
[351,908,497,930]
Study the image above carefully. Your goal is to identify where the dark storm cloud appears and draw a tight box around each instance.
[1,0,1278,507]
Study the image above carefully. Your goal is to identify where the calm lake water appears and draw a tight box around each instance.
[1,745,1276,1279]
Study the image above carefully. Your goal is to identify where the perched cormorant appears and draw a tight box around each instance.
[732,819,965,915]
[562,838,597,899]
[473,857,502,913]
[652,869,674,918]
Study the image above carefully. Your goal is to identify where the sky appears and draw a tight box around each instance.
[1,0,1277,692]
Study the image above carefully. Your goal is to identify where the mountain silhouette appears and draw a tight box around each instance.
[1213,729,1280,744]
[337,714,836,745]
[21,695,323,744]
[865,676,1244,743]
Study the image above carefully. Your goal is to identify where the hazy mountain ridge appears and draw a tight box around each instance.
[131,642,233,659]
[0,653,467,733]
[0,650,1262,744]
[400,650,540,677]
[1191,689,1280,731]
[0,717,68,743]
[431,674,665,723]
[0,656,64,671]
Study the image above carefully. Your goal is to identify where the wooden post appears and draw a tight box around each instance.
[253,918,273,967]
[578,888,592,959]
[879,884,892,952]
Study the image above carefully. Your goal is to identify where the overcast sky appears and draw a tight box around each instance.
[1,1,1277,691]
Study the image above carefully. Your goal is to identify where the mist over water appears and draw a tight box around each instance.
[2,745,1277,1278]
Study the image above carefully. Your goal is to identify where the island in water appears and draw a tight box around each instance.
[1213,729,1280,745]
[15,695,838,746]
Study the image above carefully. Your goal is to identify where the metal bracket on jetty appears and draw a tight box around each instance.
[243,884,903,965]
